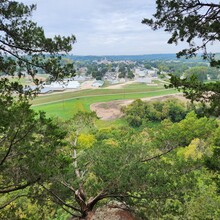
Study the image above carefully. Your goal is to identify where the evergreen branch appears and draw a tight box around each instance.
[0,128,20,166]
[141,146,178,163]
[0,177,40,193]
[0,194,28,209]
[60,206,81,218]
[40,184,81,213]
[0,39,47,53]
[0,45,45,69]
[59,180,76,193]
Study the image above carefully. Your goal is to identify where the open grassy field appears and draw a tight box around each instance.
[32,83,165,106]
[32,85,179,119]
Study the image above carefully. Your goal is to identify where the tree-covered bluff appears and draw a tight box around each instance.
[1,102,220,219]
[1,0,220,219]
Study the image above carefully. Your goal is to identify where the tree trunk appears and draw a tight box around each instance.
[69,210,94,220]
[80,210,95,220]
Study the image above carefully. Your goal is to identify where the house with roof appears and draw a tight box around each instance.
[92,80,104,87]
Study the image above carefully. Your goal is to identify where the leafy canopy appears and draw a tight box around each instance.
[143,0,220,116]
[0,0,76,96]
[0,0,75,212]
[142,0,220,66]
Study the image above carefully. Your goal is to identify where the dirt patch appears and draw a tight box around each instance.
[69,204,139,220]
[90,94,186,120]
[91,205,137,220]
[90,100,131,120]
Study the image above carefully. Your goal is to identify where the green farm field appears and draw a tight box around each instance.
[32,83,179,120]
[32,83,165,105]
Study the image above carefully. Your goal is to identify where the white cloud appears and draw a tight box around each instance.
[20,0,220,55]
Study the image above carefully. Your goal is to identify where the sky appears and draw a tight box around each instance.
[20,0,220,56]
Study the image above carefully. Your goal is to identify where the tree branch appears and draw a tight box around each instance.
[59,180,76,193]
[0,123,36,166]
[0,177,40,194]
[0,194,28,209]
[0,45,45,70]
[0,39,47,54]
[141,146,178,163]
[60,206,81,218]
[40,184,81,213]
[0,128,20,166]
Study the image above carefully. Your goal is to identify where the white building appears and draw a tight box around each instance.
[135,68,147,77]
[92,80,104,87]
[44,80,80,90]
[74,75,86,81]
[136,77,152,84]
[65,81,80,89]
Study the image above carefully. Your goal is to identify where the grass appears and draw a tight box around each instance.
[152,79,166,84]
[31,82,180,128]
[31,84,165,106]
[122,83,163,89]
[32,88,179,119]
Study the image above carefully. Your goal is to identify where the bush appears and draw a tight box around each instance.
[123,98,188,127]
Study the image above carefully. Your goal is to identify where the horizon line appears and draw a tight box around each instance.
[69,52,220,57]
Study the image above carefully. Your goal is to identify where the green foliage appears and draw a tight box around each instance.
[0,0,75,97]
[135,112,220,218]
[156,111,217,147]
[182,65,220,82]
[37,112,219,219]
[183,172,220,219]
[183,66,209,82]
[0,95,69,219]
[0,1,76,217]
[0,190,58,220]
[123,98,188,127]
[0,97,67,183]
[204,126,220,192]
[127,70,135,79]
[143,0,220,66]
[118,71,126,78]
[167,74,220,116]
[2,2,220,218]
[143,0,220,117]
[1,109,219,219]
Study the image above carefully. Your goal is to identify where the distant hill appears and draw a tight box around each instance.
[67,53,214,62]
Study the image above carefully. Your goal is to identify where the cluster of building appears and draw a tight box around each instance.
[134,68,157,84]
[34,60,159,94]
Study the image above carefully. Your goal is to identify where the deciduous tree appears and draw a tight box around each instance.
[143,0,220,116]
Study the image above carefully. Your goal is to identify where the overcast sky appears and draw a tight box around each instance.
[21,0,220,56]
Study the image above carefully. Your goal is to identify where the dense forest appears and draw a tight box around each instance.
[1,0,220,219]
